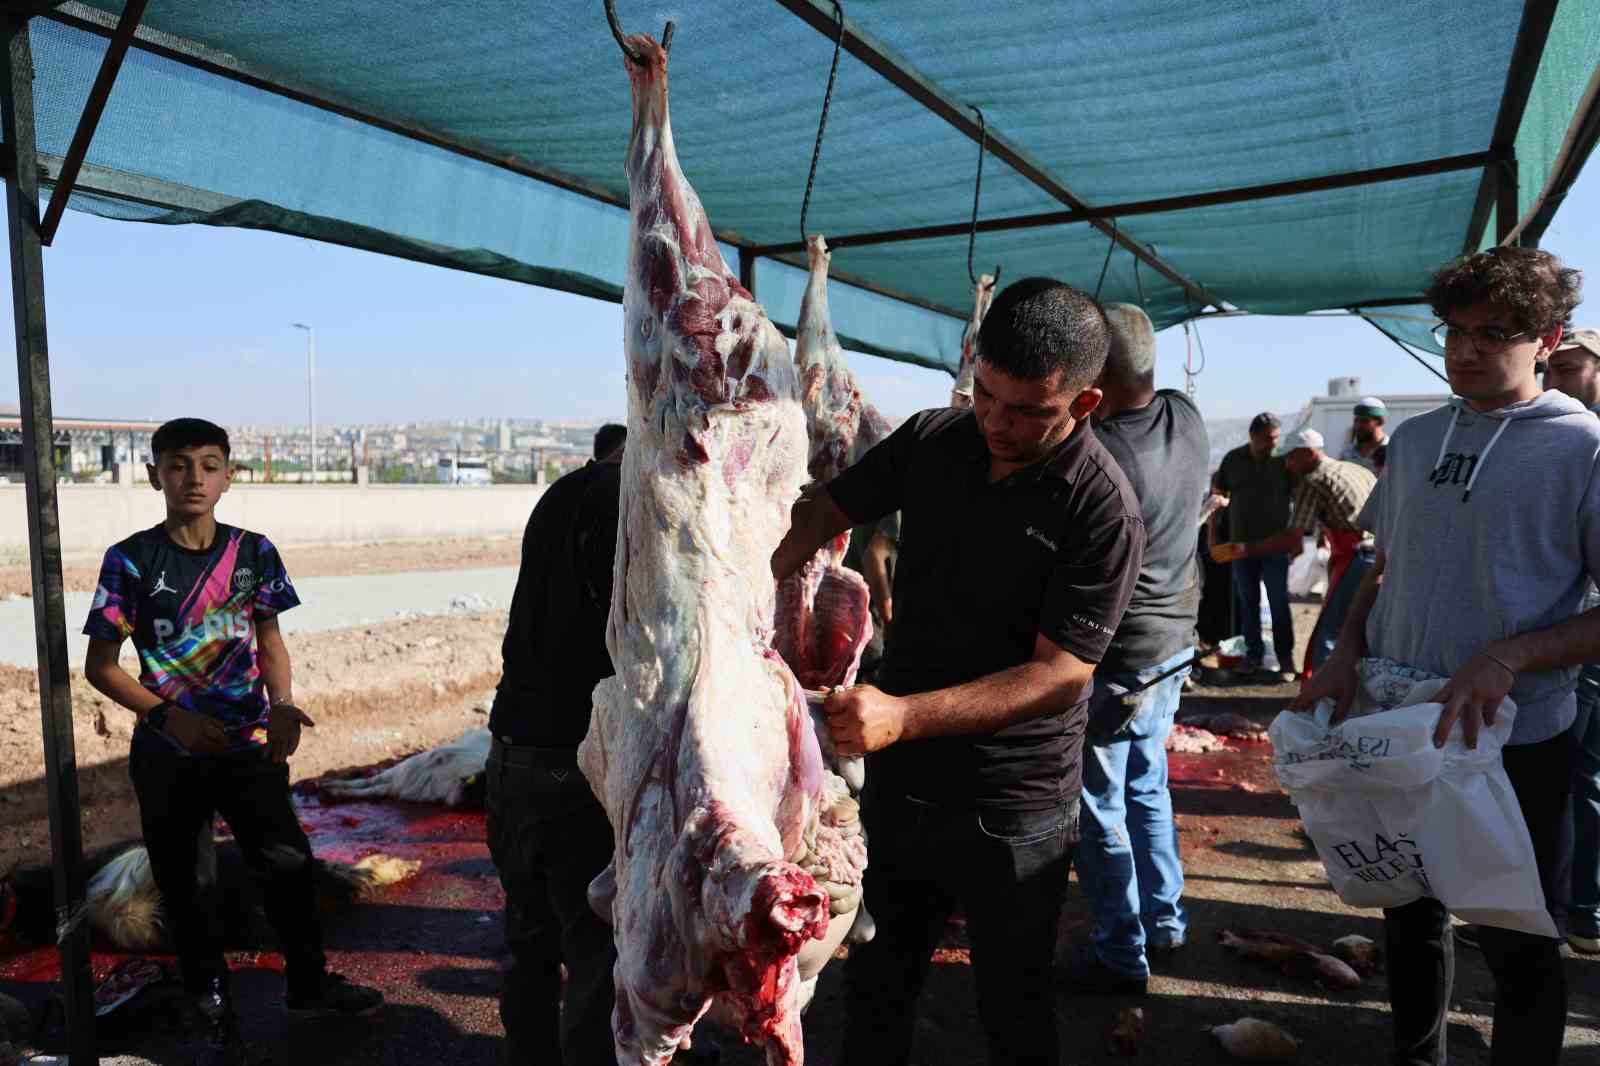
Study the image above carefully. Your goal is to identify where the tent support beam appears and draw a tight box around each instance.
[750,151,1500,257]
[738,246,756,298]
[1462,0,1559,253]
[1505,61,1600,248]
[1347,295,1431,310]
[38,0,147,246]
[1495,154,1520,245]
[0,13,97,1063]
[771,0,1226,310]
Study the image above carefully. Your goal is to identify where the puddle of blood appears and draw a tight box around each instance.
[1167,744,1282,794]
[0,793,502,987]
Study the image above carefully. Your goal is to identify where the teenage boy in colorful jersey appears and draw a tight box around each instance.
[83,418,382,1064]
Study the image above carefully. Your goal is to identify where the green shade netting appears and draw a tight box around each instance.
[1359,305,1445,356]
[1511,0,1600,240]
[17,1,1598,374]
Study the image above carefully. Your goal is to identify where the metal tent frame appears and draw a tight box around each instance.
[2,1,1596,1059]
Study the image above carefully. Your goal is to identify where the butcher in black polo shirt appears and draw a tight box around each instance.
[484,424,624,1066]
[772,278,1146,1066]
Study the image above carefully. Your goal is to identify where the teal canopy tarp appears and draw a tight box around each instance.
[21,0,1600,372]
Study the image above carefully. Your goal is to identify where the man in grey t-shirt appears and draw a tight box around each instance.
[1063,304,1209,994]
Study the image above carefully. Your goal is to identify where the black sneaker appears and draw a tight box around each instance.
[1147,939,1186,965]
[285,972,384,1019]
[1056,947,1147,996]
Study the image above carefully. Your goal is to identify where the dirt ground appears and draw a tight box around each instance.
[0,536,522,601]
[2,595,1598,1064]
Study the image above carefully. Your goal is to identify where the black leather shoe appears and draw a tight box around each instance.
[1056,948,1147,996]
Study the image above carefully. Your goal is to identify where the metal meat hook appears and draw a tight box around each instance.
[604,0,673,64]
[967,105,1000,288]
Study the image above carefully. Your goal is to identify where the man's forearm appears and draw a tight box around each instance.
[1248,529,1304,558]
[85,658,163,717]
[861,536,893,614]
[258,644,292,703]
[1492,606,1600,674]
[772,487,853,581]
[901,659,1092,742]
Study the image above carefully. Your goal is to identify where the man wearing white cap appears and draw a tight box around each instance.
[1231,427,1376,678]
[1339,397,1389,473]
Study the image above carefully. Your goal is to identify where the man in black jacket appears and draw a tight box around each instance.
[486,424,624,1066]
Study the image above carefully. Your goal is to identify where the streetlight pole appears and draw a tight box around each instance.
[291,323,315,483]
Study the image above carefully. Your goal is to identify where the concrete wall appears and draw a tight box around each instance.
[0,483,546,561]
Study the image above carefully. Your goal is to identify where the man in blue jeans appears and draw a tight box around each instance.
[1061,304,1209,994]
[1212,413,1295,681]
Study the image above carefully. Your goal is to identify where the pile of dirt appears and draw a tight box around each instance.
[0,611,508,869]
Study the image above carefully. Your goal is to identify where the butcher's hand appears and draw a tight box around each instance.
[267,701,316,763]
[164,706,229,754]
[1432,651,1513,750]
[1291,646,1357,722]
[1209,541,1246,564]
[824,684,907,757]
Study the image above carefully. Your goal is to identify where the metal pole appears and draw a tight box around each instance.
[0,13,97,1063]
[292,322,315,483]
[308,327,316,484]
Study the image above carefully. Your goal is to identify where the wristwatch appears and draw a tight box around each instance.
[144,702,173,734]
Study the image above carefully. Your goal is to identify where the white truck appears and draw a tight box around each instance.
[436,454,492,485]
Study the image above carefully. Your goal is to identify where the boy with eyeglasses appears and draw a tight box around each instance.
[1296,247,1596,1065]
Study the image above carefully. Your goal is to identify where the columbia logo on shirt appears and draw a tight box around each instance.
[1025,526,1058,552]
[1072,613,1115,636]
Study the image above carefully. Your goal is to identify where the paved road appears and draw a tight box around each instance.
[0,566,519,669]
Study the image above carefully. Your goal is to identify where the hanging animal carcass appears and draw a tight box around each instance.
[578,27,865,1066]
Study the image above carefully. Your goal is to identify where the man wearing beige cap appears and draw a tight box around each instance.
[1541,326,1600,957]
[1543,328,1600,411]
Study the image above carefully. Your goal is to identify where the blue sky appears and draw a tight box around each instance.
[4,162,1597,427]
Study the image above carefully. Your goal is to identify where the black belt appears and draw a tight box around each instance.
[490,736,581,768]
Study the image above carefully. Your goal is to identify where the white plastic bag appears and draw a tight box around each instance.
[1269,676,1555,937]
[1287,537,1329,598]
